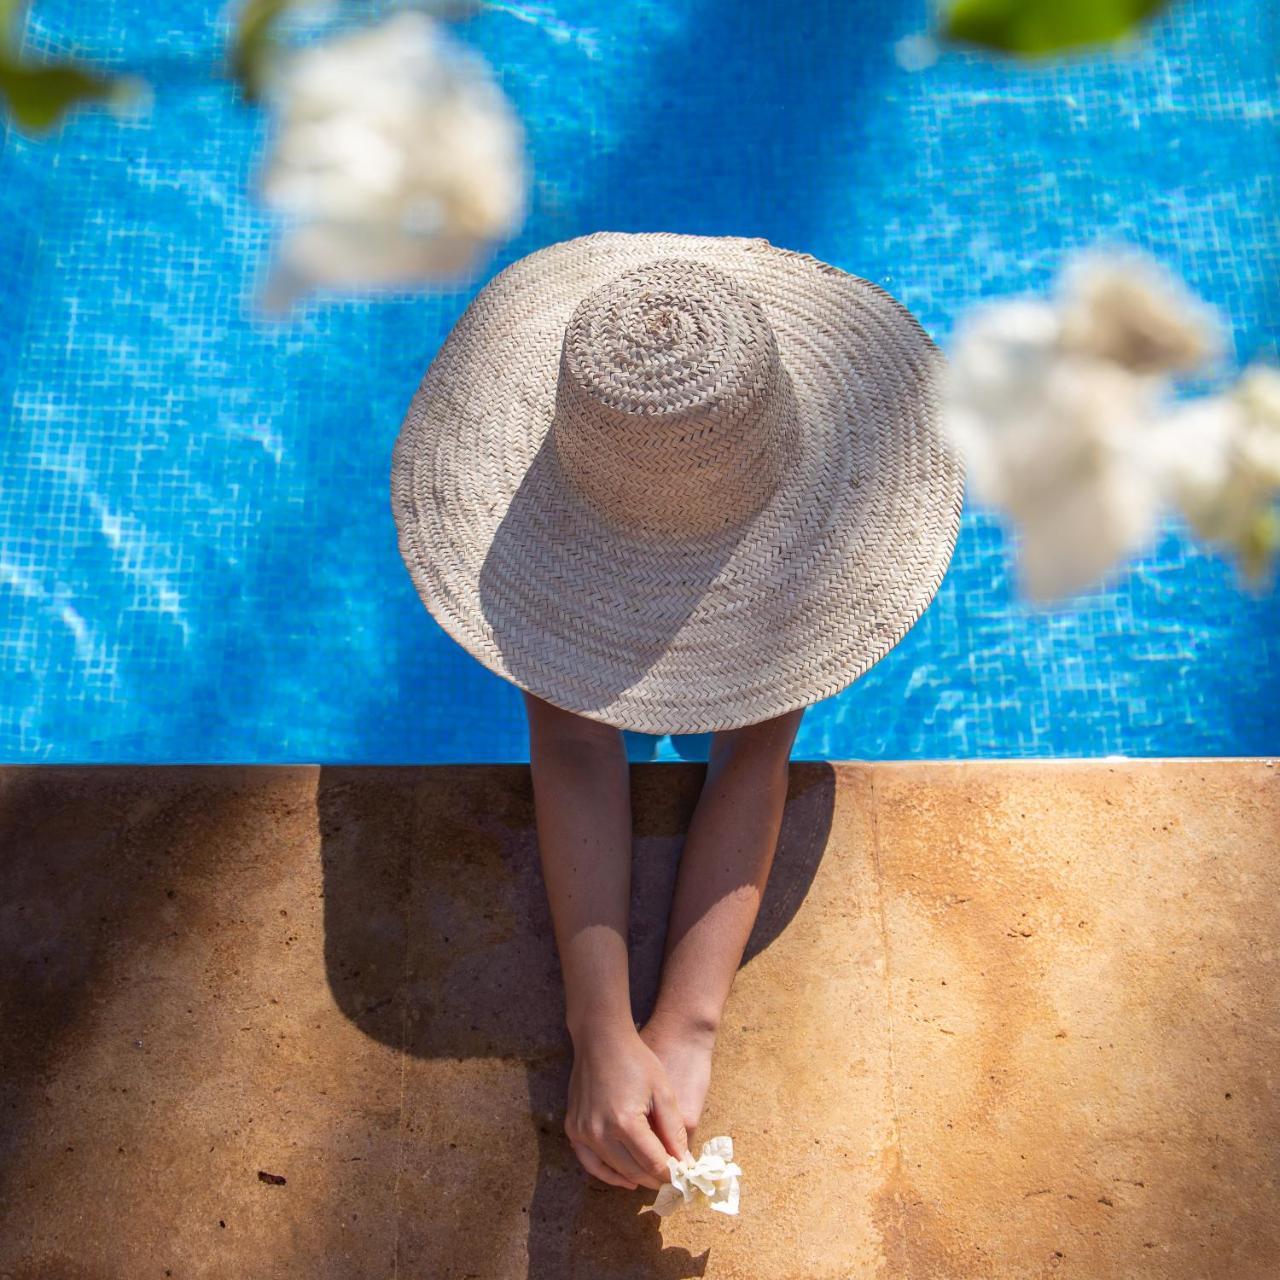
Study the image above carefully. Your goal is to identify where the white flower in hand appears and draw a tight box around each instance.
[259,9,525,310]
[640,1135,742,1217]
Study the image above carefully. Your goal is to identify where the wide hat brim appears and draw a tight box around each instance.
[391,231,964,735]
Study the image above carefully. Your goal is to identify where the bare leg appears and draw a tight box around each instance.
[637,706,806,1141]
[523,692,689,1191]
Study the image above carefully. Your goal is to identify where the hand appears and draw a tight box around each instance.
[565,1018,691,1190]
[636,1007,718,1143]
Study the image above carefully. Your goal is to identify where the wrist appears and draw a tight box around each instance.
[566,999,636,1047]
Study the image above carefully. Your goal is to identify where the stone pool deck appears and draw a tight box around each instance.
[0,760,1276,1279]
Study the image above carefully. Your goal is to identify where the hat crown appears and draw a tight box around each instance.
[552,258,798,538]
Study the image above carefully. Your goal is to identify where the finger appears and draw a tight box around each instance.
[581,1146,638,1190]
[617,1115,679,1188]
[598,1135,662,1190]
[649,1087,691,1162]
[572,1140,638,1190]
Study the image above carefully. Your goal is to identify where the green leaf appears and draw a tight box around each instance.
[0,0,21,49]
[0,58,124,133]
[943,0,1173,57]
[228,0,295,104]
[0,1,145,136]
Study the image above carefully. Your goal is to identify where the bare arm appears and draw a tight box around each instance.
[524,692,633,1036]
[523,692,689,1190]
[648,708,806,1036]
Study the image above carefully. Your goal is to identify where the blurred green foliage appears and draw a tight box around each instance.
[0,0,140,135]
[228,0,483,104]
[229,0,293,104]
[943,0,1172,56]
[0,0,486,138]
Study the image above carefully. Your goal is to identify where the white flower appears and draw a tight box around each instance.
[1056,247,1223,375]
[639,1135,742,1218]
[259,9,526,309]
[938,246,1254,600]
[1236,363,1280,484]
[942,293,1166,601]
[942,299,1060,507]
[1158,363,1280,582]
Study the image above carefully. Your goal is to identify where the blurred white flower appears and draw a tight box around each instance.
[942,299,1059,507]
[639,1134,742,1218]
[1056,248,1222,375]
[1160,363,1280,584]
[937,246,1276,601]
[259,9,526,310]
[943,291,1167,600]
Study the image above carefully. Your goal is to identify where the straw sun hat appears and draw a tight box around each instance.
[391,231,964,735]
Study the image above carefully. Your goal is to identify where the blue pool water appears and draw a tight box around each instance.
[1,1,1276,764]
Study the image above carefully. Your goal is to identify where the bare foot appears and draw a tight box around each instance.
[636,1011,718,1152]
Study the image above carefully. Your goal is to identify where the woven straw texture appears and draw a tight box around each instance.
[391,231,964,735]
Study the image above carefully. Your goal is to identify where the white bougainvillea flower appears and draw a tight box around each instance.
[942,292,1167,601]
[259,9,526,310]
[941,298,1060,507]
[1007,359,1167,601]
[1236,363,1280,483]
[639,1135,742,1218]
[1159,363,1280,583]
[1056,247,1223,376]
[937,246,1261,600]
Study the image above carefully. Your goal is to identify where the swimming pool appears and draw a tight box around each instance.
[1,0,1276,763]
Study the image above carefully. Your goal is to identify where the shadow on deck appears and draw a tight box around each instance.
[0,760,1276,1277]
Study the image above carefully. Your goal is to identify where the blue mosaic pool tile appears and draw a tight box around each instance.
[0,0,1276,762]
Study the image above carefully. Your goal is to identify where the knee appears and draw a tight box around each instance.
[523,691,623,758]
[709,706,806,769]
